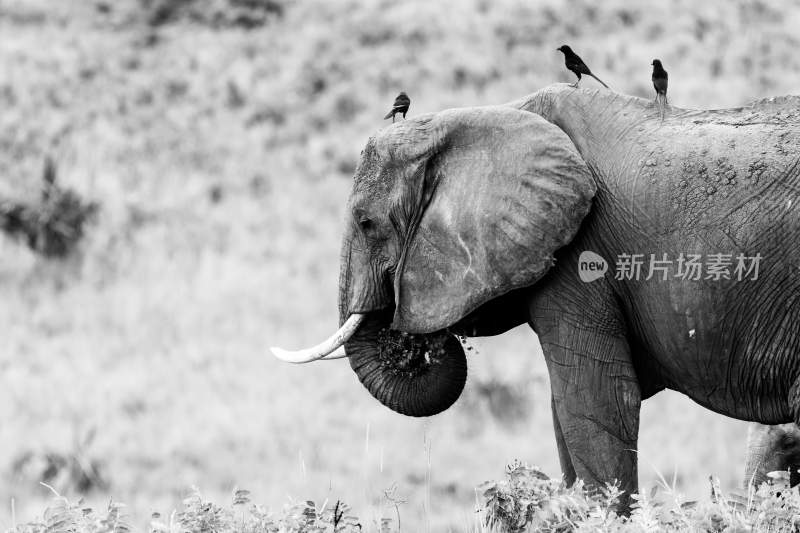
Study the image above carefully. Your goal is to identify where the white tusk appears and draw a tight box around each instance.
[318,346,347,361]
[320,346,347,360]
[270,313,365,363]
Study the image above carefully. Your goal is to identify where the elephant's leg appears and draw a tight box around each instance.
[552,397,578,484]
[536,319,641,510]
[530,243,641,509]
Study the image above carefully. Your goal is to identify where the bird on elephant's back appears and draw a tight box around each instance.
[273,83,800,512]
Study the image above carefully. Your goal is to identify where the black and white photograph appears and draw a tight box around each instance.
[1,0,799,531]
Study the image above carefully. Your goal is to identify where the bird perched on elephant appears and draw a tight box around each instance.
[273,84,800,511]
[557,45,609,88]
[651,59,668,121]
[384,92,410,122]
[744,422,800,489]
[652,59,668,104]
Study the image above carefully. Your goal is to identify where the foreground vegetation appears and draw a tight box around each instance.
[10,464,800,532]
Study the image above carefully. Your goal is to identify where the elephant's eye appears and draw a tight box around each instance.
[358,217,374,232]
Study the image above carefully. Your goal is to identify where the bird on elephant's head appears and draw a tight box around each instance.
[273,83,800,512]
[383,92,410,122]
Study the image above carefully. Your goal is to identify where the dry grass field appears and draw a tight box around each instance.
[1,0,799,530]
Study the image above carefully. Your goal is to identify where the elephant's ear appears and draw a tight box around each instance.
[389,106,595,333]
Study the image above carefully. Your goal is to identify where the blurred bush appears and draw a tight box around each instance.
[139,0,285,28]
[0,158,98,258]
[10,427,107,496]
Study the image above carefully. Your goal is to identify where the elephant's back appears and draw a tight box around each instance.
[610,114,800,421]
[627,110,800,249]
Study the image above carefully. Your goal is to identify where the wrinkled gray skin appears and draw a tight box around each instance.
[745,422,800,489]
[337,84,800,510]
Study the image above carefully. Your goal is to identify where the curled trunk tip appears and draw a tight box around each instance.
[346,311,467,417]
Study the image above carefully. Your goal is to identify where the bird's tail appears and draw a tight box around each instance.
[383,110,394,119]
[589,74,610,89]
[655,94,667,123]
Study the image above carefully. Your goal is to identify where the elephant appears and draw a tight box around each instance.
[744,422,800,490]
[272,83,800,509]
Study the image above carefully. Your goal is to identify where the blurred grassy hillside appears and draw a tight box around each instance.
[1,0,799,530]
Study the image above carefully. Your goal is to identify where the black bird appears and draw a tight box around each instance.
[384,92,410,122]
[557,45,609,89]
[651,59,668,105]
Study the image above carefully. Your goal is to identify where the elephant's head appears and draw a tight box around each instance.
[273,106,595,416]
[744,423,800,490]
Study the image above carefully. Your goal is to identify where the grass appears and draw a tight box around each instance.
[1,0,798,530]
[8,467,800,532]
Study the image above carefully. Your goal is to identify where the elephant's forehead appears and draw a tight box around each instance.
[351,180,391,205]
[353,139,382,186]
[352,139,393,202]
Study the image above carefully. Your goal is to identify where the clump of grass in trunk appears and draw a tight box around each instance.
[376,327,450,377]
[0,157,98,258]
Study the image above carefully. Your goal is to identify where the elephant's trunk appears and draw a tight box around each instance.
[744,444,769,490]
[346,309,467,417]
